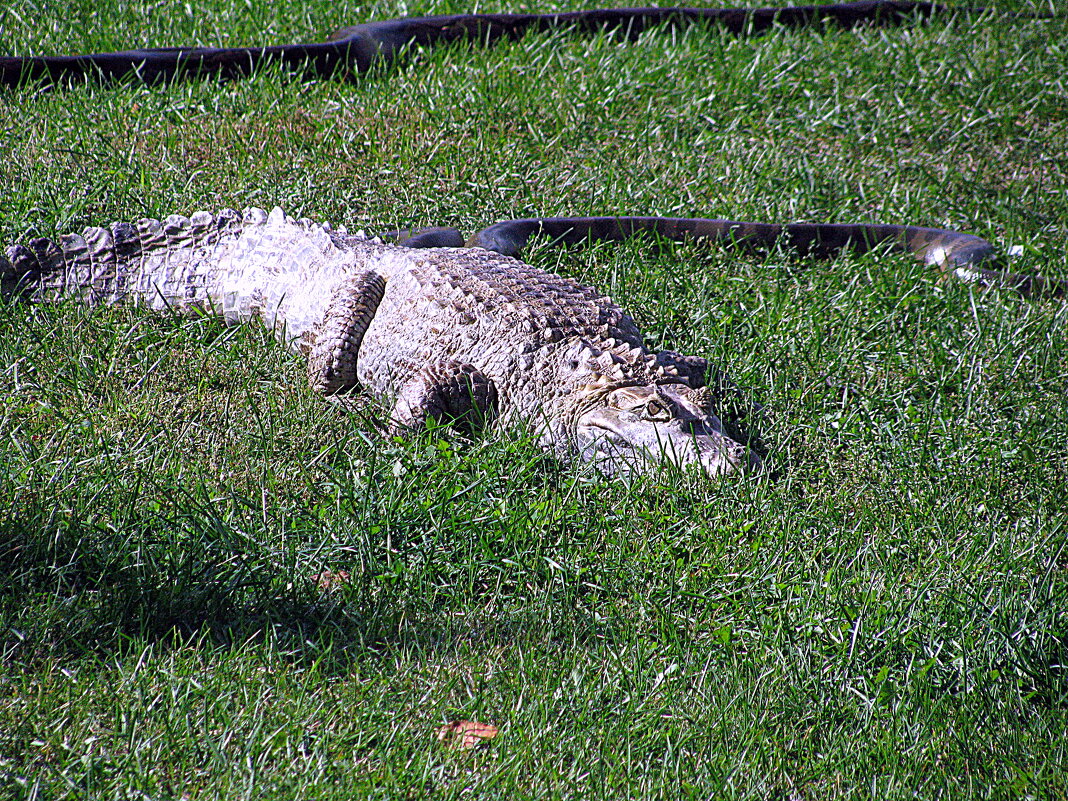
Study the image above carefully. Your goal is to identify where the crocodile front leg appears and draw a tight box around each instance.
[308,271,387,395]
[389,362,499,437]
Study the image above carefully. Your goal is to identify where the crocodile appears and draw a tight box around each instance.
[0,2,1029,87]
[3,207,1059,477]
[1,207,752,476]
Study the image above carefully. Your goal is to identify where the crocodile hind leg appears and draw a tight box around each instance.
[389,362,499,437]
[308,271,386,395]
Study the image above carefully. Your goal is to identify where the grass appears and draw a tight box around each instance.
[1,0,1067,797]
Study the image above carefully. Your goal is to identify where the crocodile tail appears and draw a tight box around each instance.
[1,209,245,307]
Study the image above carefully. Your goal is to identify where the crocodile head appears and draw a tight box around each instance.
[542,340,758,477]
[571,382,756,477]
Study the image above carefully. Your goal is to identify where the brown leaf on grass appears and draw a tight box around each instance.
[436,720,499,750]
[312,569,350,592]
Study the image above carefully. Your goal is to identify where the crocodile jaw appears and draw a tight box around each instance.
[572,384,757,477]
[575,412,754,477]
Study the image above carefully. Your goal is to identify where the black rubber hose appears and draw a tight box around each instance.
[0,2,991,87]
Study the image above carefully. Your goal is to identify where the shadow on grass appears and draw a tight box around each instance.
[4,500,1066,713]
[0,507,616,677]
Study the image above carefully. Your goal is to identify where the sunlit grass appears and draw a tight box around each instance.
[1,1,1066,798]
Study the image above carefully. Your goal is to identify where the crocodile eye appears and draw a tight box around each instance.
[643,399,666,418]
[568,359,580,370]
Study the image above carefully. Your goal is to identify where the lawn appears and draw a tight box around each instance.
[1,0,1066,797]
